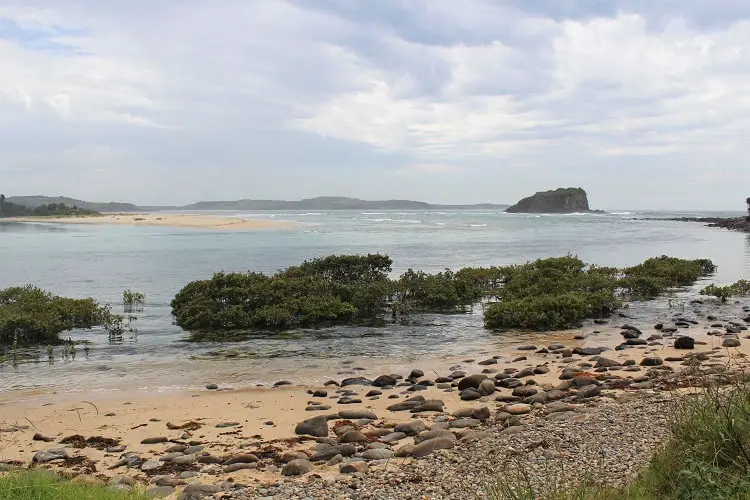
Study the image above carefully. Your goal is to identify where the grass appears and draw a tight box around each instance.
[485,375,750,500]
[0,470,147,500]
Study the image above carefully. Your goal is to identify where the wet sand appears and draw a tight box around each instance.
[3,213,292,230]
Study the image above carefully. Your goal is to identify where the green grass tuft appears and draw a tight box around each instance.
[0,470,147,499]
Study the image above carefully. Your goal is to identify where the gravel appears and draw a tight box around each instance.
[230,392,671,499]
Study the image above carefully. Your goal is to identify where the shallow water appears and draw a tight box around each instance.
[0,210,748,393]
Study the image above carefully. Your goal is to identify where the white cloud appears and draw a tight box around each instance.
[1,1,750,208]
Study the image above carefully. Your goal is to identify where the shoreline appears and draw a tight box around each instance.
[667,216,750,233]
[0,213,293,230]
[2,297,749,498]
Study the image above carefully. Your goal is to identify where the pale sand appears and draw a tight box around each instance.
[1,323,747,487]
[2,213,292,230]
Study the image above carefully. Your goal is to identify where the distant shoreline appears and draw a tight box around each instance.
[1,213,293,230]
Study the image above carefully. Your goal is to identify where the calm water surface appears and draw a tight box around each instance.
[1,210,748,393]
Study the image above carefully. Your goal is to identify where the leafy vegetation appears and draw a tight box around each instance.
[0,286,110,345]
[0,470,147,500]
[700,279,750,303]
[122,289,145,312]
[0,194,100,218]
[486,381,750,500]
[171,253,716,333]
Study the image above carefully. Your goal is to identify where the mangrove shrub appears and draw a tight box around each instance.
[172,253,717,333]
[0,286,110,345]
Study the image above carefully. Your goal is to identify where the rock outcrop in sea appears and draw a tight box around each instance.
[505,187,594,214]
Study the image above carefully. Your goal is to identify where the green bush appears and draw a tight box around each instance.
[630,385,750,499]
[171,254,716,334]
[0,286,109,344]
[484,291,621,330]
[700,280,750,303]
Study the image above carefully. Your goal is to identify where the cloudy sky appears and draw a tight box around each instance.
[1,0,749,210]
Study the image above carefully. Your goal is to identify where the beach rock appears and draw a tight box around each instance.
[450,418,481,429]
[340,461,369,474]
[33,433,54,442]
[140,460,163,471]
[727,325,743,334]
[394,421,426,436]
[145,486,175,498]
[723,338,742,348]
[478,378,496,396]
[381,432,407,444]
[625,338,648,346]
[205,384,218,390]
[640,357,663,366]
[312,390,327,397]
[573,347,605,356]
[415,429,456,444]
[306,405,331,411]
[365,390,382,397]
[473,406,491,421]
[410,400,445,413]
[223,453,259,465]
[410,437,455,458]
[622,324,643,336]
[372,375,398,387]
[409,369,425,380]
[498,378,523,389]
[504,403,532,415]
[224,463,256,473]
[621,330,640,339]
[280,450,309,463]
[578,385,602,398]
[595,357,622,368]
[141,437,168,445]
[341,377,372,387]
[674,336,695,350]
[107,445,127,453]
[460,389,481,401]
[387,401,420,412]
[281,459,314,476]
[310,444,356,461]
[518,345,537,351]
[154,477,185,487]
[533,366,550,375]
[362,448,394,460]
[274,380,292,387]
[173,454,196,465]
[478,358,497,365]
[196,455,222,464]
[512,386,538,398]
[341,431,369,443]
[33,446,69,463]
[457,374,487,390]
[338,410,377,420]
[295,416,329,437]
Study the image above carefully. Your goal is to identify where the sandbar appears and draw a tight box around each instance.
[2,213,292,230]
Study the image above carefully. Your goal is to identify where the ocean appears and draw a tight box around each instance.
[1,210,749,393]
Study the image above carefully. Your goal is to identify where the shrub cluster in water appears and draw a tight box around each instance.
[0,286,110,345]
[171,254,716,332]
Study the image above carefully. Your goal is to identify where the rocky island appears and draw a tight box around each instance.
[505,187,595,214]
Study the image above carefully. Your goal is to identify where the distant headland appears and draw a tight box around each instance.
[505,187,600,214]
[3,195,509,213]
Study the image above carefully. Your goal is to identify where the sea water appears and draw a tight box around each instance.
[0,210,748,392]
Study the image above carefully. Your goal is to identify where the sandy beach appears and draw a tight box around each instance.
[1,299,749,498]
[2,213,292,230]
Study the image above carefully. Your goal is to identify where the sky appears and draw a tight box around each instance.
[1,1,750,210]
